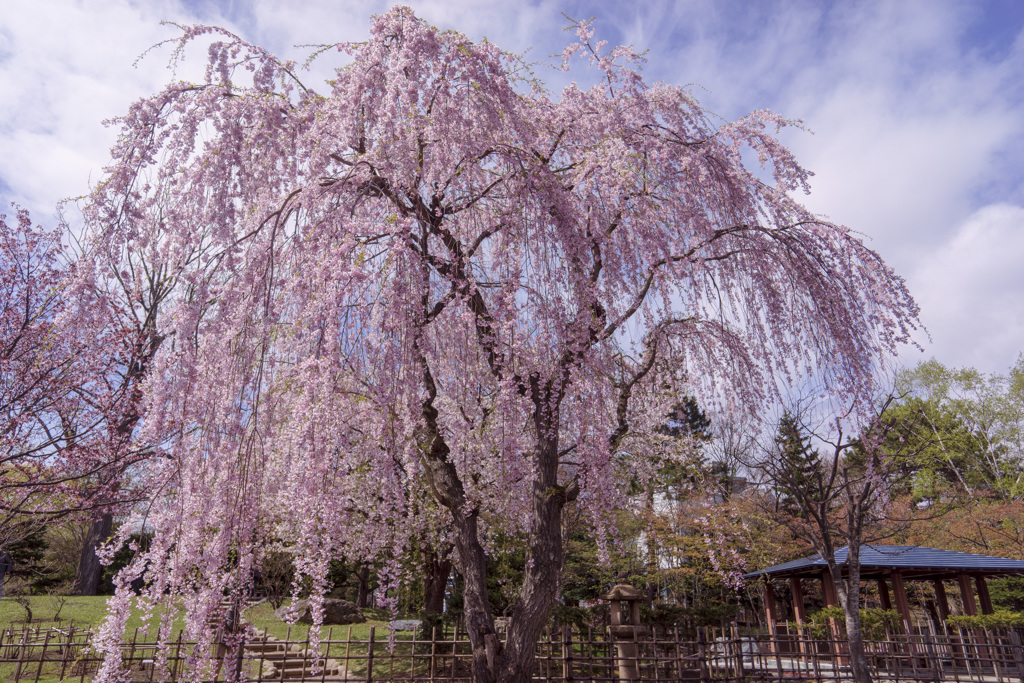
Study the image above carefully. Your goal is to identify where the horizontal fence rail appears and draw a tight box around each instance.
[3,621,1024,682]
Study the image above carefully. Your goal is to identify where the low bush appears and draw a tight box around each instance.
[946,610,1024,629]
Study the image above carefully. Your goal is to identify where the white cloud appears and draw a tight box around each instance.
[907,203,1024,371]
[1,0,1022,375]
[0,0,239,220]
[787,82,1018,271]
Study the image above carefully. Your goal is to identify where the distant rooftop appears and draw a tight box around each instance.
[744,545,1024,581]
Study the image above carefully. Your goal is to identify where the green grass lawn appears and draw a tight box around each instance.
[1,595,110,632]
[0,595,411,640]
[0,596,426,682]
[0,594,196,639]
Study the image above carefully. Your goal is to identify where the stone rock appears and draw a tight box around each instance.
[275,598,366,625]
[390,619,421,632]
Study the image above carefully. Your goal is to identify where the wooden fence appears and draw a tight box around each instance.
[3,622,1024,682]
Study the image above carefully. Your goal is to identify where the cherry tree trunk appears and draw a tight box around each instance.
[490,430,566,683]
[451,511,500,683]
[355,565,371,608]
[844,610,874,683]
[450,483,566,683]
[75,513,112,596]
[423,547,452,616]
[497,488,565,681]
[424,426,567,683]
[832,563,873,683]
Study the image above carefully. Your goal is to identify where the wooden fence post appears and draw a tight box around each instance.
[730,624,743,680]
[1007,629,1024,683]
[366,625,375,683]
[58,625,73,680]
[430,626,437,681]
[636,623,644,682]
[171,630,183,681]
[13,627,26,682]
[697,628,708,682]
[923,623,941,683]
[673,627,683,681]
[34,626,53,683]
[562,624,573,683]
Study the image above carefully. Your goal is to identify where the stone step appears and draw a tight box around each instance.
[234,617,350,681]
[243,642,288,654]
[248,652,308,662]
[267,662,341,677]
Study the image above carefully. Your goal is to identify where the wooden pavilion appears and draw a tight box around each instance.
[744,545,1024,636]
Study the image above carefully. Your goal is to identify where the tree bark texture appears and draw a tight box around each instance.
[423,546,453,616]
[497,454,566,683]
[356,565,371,608]
[831,549,873,683]
[75,512,112,596]
[420,397,570,682]
[452,510,500,683]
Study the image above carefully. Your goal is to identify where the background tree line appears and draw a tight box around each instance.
[7,349,1022,622]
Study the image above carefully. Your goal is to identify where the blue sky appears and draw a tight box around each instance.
[1,0,1022,378]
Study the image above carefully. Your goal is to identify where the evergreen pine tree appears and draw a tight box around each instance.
[774,412,824,519]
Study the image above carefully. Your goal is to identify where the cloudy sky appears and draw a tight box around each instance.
[1,0,1022,376]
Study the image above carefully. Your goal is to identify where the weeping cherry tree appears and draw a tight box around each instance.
[80,9,920,683]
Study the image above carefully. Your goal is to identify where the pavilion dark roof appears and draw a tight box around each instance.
[744,545,1024,582]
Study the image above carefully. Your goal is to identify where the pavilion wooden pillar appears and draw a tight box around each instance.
[763,579,779,653]
[933,580,951,621]
[975,576,994,615]
[791,577,809,655]
[879,576,909,652]
[821,570,849,665]
[935,579,966,664]
[877,578,893,611]
[957,572,991,662]
[822,570,839,607]
[957,573,978,616]
[821,569,841,631]
[791,577,807,623]
[890,571,919,660]
[890,572,914,632]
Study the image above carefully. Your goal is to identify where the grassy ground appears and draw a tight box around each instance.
[241,601,395,642]
[1,595,110,632]
[0,596,422,682]
[0,595,191,636]
[0,596,405,637]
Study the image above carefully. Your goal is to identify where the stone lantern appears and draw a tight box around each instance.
[603,575,648,681]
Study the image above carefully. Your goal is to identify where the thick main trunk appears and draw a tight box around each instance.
[75,513,113,596]
[424,433,567,683]
[451,511,499,683]
[492,431,566,683]
[355,565,371,608]
[496,481,565,682]
[423,546,452,616]
[418,429,499,682]
[414,337,571,681]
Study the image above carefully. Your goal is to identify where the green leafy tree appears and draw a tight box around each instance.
[635,398,714,602]
[876,397,986,503]
[879,358,1024,560]
[898,357,1024,502]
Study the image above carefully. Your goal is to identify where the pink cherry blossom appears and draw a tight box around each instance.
[78,8,919,682]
